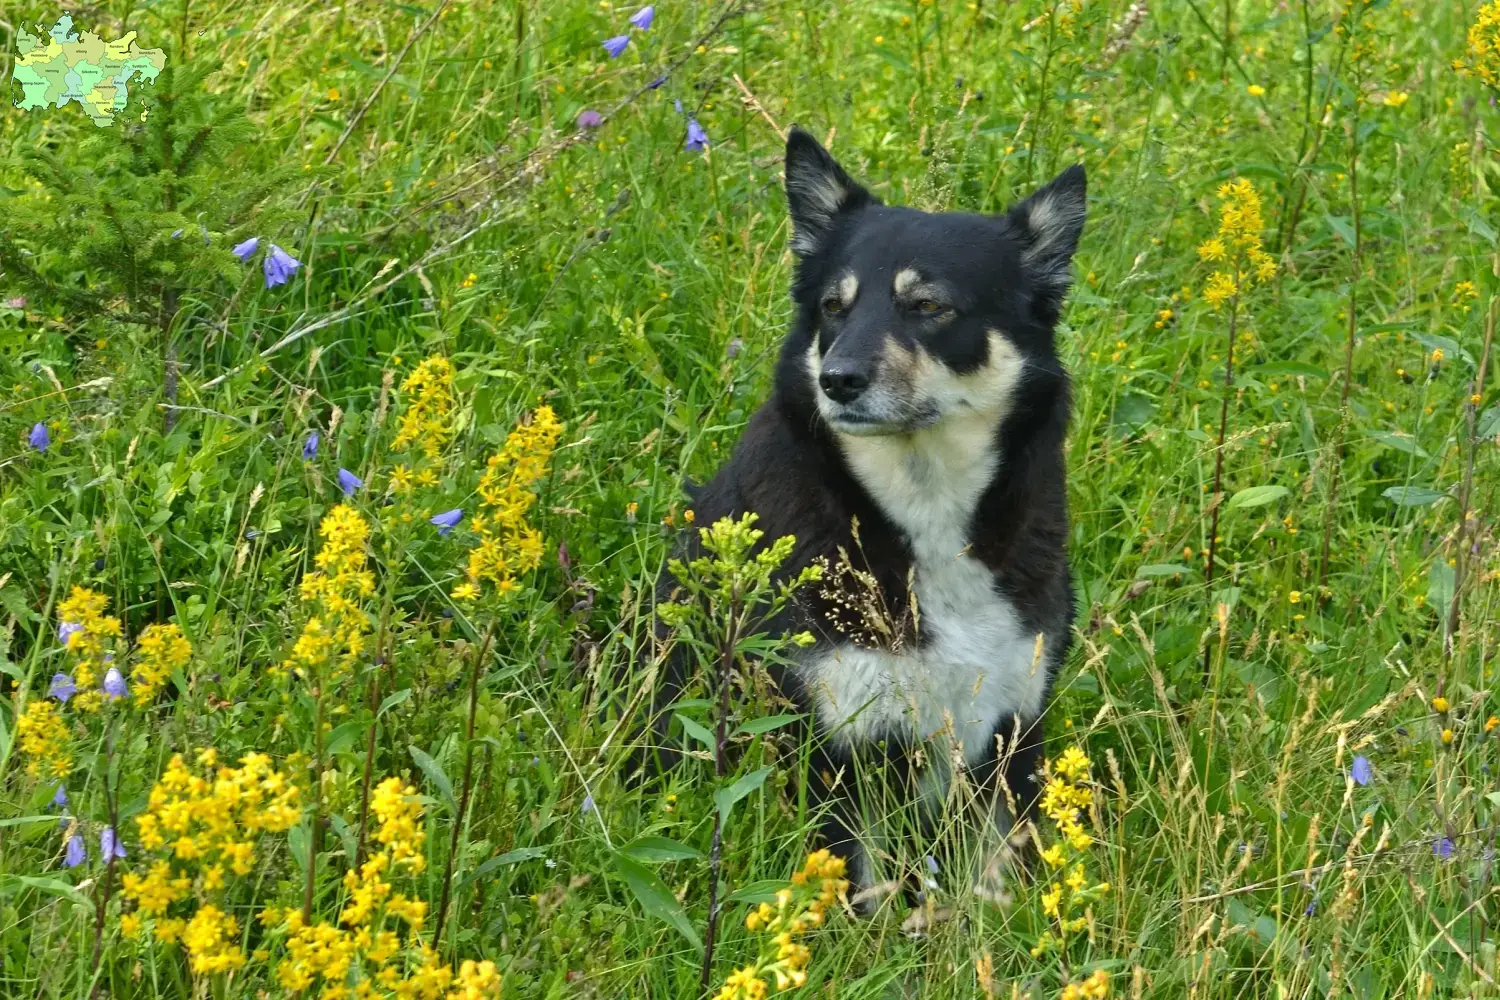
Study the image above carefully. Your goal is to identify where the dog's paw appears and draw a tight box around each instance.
[970,848,1017,909]
[901,902,956,938]
[846,879,902,917]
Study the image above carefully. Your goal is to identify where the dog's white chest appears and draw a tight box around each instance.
[797,420,1050,766]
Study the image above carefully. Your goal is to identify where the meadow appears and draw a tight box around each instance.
[2,0,1499,996]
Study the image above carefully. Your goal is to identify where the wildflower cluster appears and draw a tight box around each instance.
[1061,970,1112,999]
[1196,178,1276,310]
[1032,747,1111,960]
[280,504,374,680]
[658,512,823,632]
[456,405,563,599]
[15,699,71,780]
[56,585,124,712]
[120,749,303,973]
[130,623,193,706]
[714,850,848,999]
[1459,3,1500,89]
[264,777,499,999]
[392,355,456,461]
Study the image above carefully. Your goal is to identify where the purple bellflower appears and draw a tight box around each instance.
[264,245,301,288]
[338,469,363,496]
[603,35,630,58]
[231,236,260,261]
[102,666,128,700]
[49,673,77,702]
[430,509,464,536]
[630,6,655,30]
[29,422,50,452]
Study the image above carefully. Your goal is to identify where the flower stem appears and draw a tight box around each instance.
[1445,252,1497,663]
[302,685,324,925]
[90,713,130,974]
[1202,293,1237,679]
[1318,35,1362,595]
[432,624,496,951]
[698,601,742,995]
[355,602,395,868]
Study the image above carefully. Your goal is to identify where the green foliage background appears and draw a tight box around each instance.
[1,0,1499,996]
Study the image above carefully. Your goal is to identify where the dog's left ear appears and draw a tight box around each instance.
[1006,164,1087,312]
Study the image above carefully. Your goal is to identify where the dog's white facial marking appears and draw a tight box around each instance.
[837,272,859,307]
[893,267,920,296]
[800,329,1044,788]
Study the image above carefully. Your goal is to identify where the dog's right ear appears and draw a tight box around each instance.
[784,126,874,257]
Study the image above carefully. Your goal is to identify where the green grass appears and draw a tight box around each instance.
[2,0,1499,996]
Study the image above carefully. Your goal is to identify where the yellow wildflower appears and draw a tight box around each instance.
[130,623,192,706]
[392,356,457,458]
[16,700,72,780]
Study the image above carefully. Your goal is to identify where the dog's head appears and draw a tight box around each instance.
[780,127,1086,437]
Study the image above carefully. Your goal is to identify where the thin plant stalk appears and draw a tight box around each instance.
[432,624,497,950]
[698,600,743,995]
[1445,251,1498,662]
[90,712,133,974]
[1317,41,1363,594]
[355,595,398,867]
[302,684,325,924]
[1202,291,1239,678]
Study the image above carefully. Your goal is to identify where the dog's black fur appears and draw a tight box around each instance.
[632,127,1084,904]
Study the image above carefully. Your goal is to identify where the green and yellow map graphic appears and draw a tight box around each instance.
[11,12,168,127]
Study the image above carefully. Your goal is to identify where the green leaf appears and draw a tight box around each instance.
[612,853,702,949]
[714,766,774,824]
[1428,559,1456,615]
[408,745,456,811]
[378,689,412,718]
[329,814,357,861]
[492,846,546,866]
[1368,431,1429,458]
[733,714,804,737]
[0,815,56,828]
[1464,207,1498,246]
[325,720,366,757]
[1325,214,1356,248]
[1477,406,1500,439]
[1109,392,1155,434]
[674,713,716,749]
[458,856,508,888]
[0,874,88,906]
[1248,361,1328,380]
[620,835,702,863]
[1135,563,1194,578]
[1228,485,1290,509]
[1381,486,1449,507]
[288,822,310,872]
[725,880,787,905]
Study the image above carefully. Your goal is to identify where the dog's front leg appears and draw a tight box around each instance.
[970,713,1046,906]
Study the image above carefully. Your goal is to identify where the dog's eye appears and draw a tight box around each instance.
[821,297,844,315]
[915,300,946,315]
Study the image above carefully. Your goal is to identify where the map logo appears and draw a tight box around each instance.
[11,12,168,127]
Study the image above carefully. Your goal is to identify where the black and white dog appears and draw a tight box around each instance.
[641,127,1084,907]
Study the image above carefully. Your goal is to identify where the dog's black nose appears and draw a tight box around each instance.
[819,368,869,404]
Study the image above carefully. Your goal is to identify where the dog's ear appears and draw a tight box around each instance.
[1006,164,1087,310]
[784,126,874,257]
